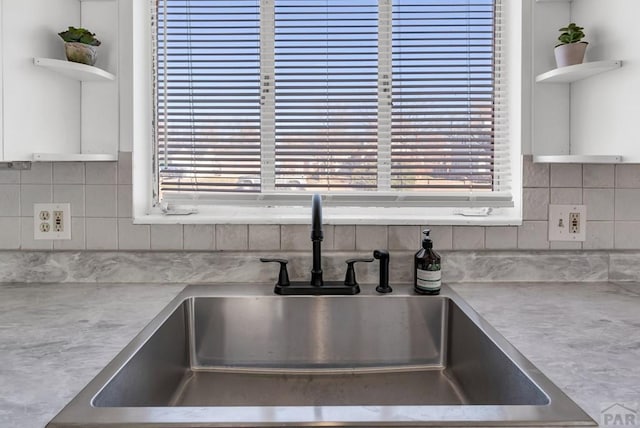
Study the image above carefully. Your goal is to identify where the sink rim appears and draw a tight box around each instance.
[48,284,597,427]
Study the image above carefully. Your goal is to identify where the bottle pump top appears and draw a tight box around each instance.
[422,229,433,249]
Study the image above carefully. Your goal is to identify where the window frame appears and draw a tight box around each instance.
[131,0,524,225]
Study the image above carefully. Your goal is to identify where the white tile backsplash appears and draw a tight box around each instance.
[523,157,549,187]
[388,226,421,250]
[249,225,281,251]
[614,189,640,221]
[150,225,184,250]
[20,162,52,184]
[615,164,640,188]
[216,225,249,251]
[584,188,614,221]
[85,185,117,218]
[20,218,52,250]
[584,221,614,250]
[117,152,132,185]
[184,224,215,250]
[426,226,453,250]
[53,185,85,217]
[517,221,549,249]
[0,169,20,184]
[453,226,485,250]
[86,162,118,185]
[281,225,310,251]
[550,187,582,204]
[0,185,20,217]
[53,163,85,184]
[551,164,582,188]
[3,154,640,251]
[355,225,388,251]
[117,185,132,218]
[321,225,335,250]
[53,217,86,250]
[333,225,356,250]
[20,184,52,215]
[117,219,151,250]
[523,187,549,220]
[485,226,518,249]
[614,221,640,249]
[0,217,21,249]
[550,241,582,250]
[583,164,615,188]
[86,218,118,250]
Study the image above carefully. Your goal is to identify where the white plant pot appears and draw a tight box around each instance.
[64,42,97,66]
[554,42,588,68]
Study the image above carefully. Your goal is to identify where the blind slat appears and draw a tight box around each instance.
[390,0,503,191]
[156,0,509,198]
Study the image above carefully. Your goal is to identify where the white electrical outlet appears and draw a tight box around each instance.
[548,204,587,242]
[34,203,71,240]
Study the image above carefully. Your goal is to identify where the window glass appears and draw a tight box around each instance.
[154,0,510,207]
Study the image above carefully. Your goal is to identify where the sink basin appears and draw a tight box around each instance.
[48,284,595,427]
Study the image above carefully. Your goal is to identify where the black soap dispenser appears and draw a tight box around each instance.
[414,229,441,295]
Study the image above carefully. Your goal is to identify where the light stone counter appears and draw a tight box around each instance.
[1,281,639,428]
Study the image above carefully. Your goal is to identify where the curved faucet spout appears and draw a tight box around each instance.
[310,194,324,286]
[311,194,323,241]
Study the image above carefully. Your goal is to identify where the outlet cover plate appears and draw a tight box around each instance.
[34,203,71,240]
[548,204,587,242]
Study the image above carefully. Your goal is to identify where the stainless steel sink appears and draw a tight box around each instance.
[48,284,596,427]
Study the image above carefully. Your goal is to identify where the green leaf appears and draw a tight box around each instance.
[557,22,585,45]
[57,26,101,45]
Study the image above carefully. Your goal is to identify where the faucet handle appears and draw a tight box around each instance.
[260,258,290,287]
[344,258,374,287]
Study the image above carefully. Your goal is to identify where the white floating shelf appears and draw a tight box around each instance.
[32,153,117,162]
[536,60,622,83]
[33,58,115,82]
[533,155,623,164]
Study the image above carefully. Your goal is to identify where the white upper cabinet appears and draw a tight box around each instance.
[0,0,119,162]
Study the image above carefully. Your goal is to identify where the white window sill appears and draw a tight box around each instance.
[134,206,522,226]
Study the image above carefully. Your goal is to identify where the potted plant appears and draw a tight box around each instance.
[58,26,101,66]
[554,23,587,68]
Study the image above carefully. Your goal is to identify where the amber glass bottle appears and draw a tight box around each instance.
[414,229,441,295]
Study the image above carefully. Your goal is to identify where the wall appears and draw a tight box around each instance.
[571,0,640,160]
[1,1,639,253]
[1,154,640,251]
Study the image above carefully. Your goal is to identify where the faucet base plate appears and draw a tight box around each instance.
[274,281,360,296]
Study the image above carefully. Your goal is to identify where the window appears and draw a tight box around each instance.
[150,0,519,222]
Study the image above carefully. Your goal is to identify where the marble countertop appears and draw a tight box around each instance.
[1,281,639,428]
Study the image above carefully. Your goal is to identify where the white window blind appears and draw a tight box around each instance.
[154,0,511,206]
[273,1,379,191]
[391,0,508,194]
[156,0,262,193]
